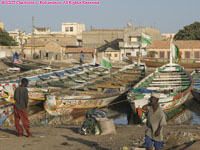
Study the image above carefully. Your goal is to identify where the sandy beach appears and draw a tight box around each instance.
[1,124,200,150]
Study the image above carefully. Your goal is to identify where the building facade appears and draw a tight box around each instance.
[82,29,124,48]
[8,29,27,46]
[34,27,51,35]
[147,40,200,60]
[119,25,167,60]
[61,22,85,39]
[65,48,94,62]
[24,36,77,59]
[0,22,3,30]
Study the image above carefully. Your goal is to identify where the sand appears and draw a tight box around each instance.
[1,125,200,150]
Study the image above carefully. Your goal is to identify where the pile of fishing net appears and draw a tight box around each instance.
[79,108,116,135]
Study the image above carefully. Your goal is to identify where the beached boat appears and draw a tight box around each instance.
[1,58,49,71]
[0,64,110,106]
[128,57,200,69]
[127,63,193,122]
[0,100,13,124]
[44,63,146,116]
[191,70,200,103]
[0,84,60,106]
[0,63,107,86]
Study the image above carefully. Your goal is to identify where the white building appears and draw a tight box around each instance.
[0,22,3,30]
[61,22,85,39]
[161,33,175,39]
[8,29,27,45]
[34,27,51,35]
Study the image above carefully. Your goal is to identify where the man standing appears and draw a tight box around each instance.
[14,78,32,137]
[80,51,84,65]
[142,93,167,150]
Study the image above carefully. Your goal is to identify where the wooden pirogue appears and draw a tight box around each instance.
[0,63,110,106]
[44,63,146,116]
[127,63,193,122]
[191,69,200,103]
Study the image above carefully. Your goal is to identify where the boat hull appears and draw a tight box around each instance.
[191,89,200,103]
[44,93,120,116]
[128,63,193,122]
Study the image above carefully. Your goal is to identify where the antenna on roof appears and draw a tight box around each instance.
[127,20,132,27]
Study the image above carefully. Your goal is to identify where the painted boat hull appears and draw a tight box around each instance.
[44,93,120,116]
[44,63,147,116]
[128,63,193,122]
[0,100,13,125]
[191,89,200,103]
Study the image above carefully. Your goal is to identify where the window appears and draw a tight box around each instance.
[130,37,137,42]
[106,54,111,58]
[114,54,118,57]
[136,52,140,57]
[185,51,190,59]
[167,51,170,59]
[65,27,69,32]
[194,51,200,59]
[126,53,131,56]
[160,51,165,58]
[70,27,73,32]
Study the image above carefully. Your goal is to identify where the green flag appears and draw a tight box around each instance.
[172,43,179,59]
[141,33,152,45]
[102,58,112,69]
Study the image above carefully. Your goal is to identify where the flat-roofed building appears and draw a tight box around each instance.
[0,22,3,30]
[61,22,85,39]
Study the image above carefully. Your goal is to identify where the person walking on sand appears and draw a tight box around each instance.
[142,93,167,150]
[13,78,32,137]
[80,51,84,65]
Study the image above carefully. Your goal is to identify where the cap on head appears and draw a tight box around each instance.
[151,93,160,99]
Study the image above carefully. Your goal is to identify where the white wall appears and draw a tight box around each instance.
[61,23,85,37]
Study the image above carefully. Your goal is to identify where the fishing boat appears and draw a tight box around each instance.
[127,63,193,122]
[1,57,49,71]
[0,64,110,106]
[0,100,13,126]
[191,69,200,102]
[44,63,146,116]
[0,63,106,86]
[128,57,200,69]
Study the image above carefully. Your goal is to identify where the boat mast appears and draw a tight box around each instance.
[31,16,35,59]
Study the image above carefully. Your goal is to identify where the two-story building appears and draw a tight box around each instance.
[119,24,167,60]
[61,22,85,40]
[8,29,27,46]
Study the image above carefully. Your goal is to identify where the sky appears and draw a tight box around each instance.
[0,0,200,34]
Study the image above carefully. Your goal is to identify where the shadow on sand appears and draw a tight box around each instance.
[0,128,18,136]
[62,135,112,150]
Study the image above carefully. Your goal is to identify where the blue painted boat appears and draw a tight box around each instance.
[191,70,200,103]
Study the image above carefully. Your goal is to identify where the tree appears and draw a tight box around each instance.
[174,22,200,40]
[0,28,18,46]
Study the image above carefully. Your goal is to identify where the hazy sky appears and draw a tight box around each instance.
[0,0,199,33]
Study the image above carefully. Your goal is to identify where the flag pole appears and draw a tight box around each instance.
[138,35,142,66]
[170,37,173,65]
